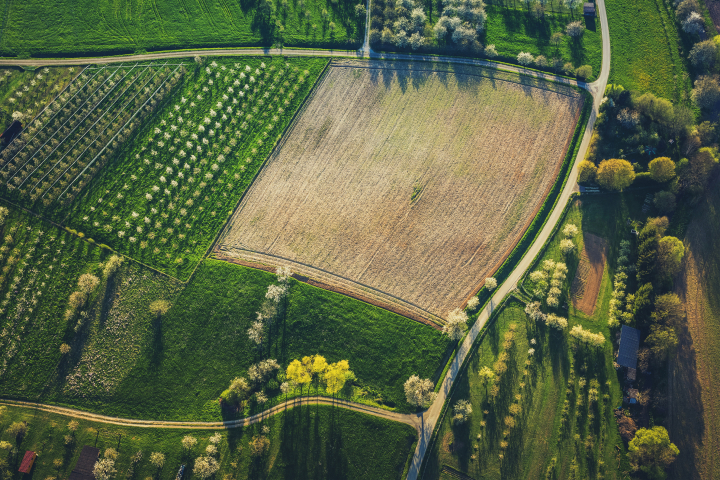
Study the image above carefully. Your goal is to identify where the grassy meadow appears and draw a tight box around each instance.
[0,0,364,57]
[605,0,689,101]
[0,204,450,420]
[0,404,417,480]
[420,192,659,479]
[482,6,602,79]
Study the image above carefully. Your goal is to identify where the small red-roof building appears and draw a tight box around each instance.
[19,451,37,474]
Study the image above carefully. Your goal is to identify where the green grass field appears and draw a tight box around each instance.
[419,193,660,479]
[0,0,363,57]
[421,300,626,479]
[482,7,602,79]
[605,0,689,101]
[0,205,450,420]
[0,404,417,480]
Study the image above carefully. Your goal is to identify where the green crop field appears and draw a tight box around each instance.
[605,0,689,101]
[0,404,417,480]
[0,205,449,420]
[0,0,364,57]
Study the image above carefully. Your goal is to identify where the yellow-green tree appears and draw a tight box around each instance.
[648,157,676,183]
[628,426,679,477]
[324,360,355,400]
[578,160,597,183]
[286,359,311,400]
[657,236,685,277]
[309,355,328,400]
[596,159,635,191]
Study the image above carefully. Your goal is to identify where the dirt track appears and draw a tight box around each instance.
[0,397,420,432]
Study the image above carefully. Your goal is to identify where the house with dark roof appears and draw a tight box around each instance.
[584,2,596,16]
[617,325,640,370]
[69,446,100,480]
[19,451,36,474]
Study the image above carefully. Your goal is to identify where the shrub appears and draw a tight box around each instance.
[517,52,534,66]
[566,21,584,38]
[575,65,592,79]
[653,191,675,214]
[249,436,270,457]
[484,44,498,57]
[560,238,576,255]
[149,299,172,317]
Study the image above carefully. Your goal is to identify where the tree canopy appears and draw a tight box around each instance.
[596,159,635,191]
[628,426,679,478]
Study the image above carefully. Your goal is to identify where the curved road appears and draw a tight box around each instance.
[0,2,610,477]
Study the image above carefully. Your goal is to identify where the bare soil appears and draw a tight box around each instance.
[217,60,583,321]
[570,233,608,316]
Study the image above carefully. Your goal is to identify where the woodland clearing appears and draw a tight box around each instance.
[217,60,584,321]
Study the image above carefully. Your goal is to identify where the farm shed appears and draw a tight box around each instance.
[19,451,36,473]
[584,2,596,16]
[69,446,100,480]
[617,325,640,369]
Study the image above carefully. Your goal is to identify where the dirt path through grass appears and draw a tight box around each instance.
[0,397,421,432]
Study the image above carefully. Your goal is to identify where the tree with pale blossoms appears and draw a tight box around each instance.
[442,308,469,341]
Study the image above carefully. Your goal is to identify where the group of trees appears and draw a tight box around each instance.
[527,259,568,307]
[285,354,356,399]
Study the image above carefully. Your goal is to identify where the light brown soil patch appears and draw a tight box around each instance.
[217,60,583,321]
[570,233,608,316]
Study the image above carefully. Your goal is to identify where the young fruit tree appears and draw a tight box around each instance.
[404,375,436,409]
[442,308,469,341]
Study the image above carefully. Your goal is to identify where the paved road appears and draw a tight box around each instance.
[404,0,610,477]
[0,2,610,476]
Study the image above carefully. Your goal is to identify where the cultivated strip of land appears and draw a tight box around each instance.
[217,60,583,321]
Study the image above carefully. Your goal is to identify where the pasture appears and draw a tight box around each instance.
[420,300,625,479]
[0,0,363,56]
[217,60,584,321]
[0,205,449,420]
[605,0,688,101]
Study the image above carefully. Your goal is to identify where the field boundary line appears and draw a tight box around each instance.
[213,253,443,330]
[331,61,583,99]
[195,59,333,284]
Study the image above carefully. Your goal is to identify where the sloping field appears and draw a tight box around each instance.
[217,61,584,321]
[669,180,720,480]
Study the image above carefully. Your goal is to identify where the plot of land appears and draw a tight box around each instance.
[571,232,608,316]
[217,61,583,321]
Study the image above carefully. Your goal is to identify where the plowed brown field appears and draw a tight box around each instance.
[217,60,584,322]
[571,233,608,316]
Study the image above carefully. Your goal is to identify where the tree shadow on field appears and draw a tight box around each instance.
[667,316,704,480]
